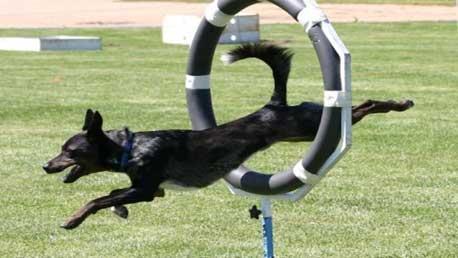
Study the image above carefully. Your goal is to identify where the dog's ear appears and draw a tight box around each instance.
[87,111,104,138]
[82,109,94,131]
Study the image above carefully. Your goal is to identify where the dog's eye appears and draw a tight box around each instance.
[69,150,82,158]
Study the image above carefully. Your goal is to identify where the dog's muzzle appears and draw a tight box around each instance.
[42,162,73,174]
[43,158,86,183]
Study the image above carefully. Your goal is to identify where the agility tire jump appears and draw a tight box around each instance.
[186,0,352,196]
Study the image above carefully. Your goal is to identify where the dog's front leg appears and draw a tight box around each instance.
[111,188,166,219]
[61,187,155,230]
[110,189,130,219]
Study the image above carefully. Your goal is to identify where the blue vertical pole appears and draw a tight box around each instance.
[261,198,274,258]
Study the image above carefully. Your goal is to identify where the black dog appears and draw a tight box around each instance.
[43,44,414,229]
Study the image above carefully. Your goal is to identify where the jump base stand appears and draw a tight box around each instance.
[260,199,274,258]
[0,36,101,52]
[162,14,259,45]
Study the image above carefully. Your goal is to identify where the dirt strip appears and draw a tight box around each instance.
[0,0,456,28]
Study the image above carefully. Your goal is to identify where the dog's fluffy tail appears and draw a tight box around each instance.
[221,43,293,106]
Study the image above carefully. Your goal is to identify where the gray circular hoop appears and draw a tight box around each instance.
[185,0,352,197]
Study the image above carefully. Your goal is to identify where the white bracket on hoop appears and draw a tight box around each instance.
[297,0,327,32]
[204,1,233,27]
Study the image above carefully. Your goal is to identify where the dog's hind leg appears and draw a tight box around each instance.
[352,99,414,125]
[61,186,157,230]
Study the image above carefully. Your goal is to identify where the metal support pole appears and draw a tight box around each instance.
[260,198,274,258]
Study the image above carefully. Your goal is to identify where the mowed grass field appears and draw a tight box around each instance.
[0,22,456,257]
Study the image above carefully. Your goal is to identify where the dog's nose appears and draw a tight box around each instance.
[42,163,51,173]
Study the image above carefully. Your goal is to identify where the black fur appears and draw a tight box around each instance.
[43,43,414,229]
[223,44,293,105]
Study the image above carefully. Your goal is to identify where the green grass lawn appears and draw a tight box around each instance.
[0,22,457,257]
[122,0,455,6]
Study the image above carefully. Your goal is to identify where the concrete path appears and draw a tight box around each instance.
[0,0,456,28]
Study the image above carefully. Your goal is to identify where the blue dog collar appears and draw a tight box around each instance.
[119,130,134,171]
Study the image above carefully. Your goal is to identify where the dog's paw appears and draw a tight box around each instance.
[60,207,93,230]
[111,205,129,219]
[60,216,84,230]
[399,99,415,111]
[404,100,415,108]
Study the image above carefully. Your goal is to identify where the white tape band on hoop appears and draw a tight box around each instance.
[293,160,322,185]
[297,0,327,32]
[186,75,211,89]
[324,91,352,107]
[205,1,233,27]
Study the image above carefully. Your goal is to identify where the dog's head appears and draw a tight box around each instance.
[43,109,117,183]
